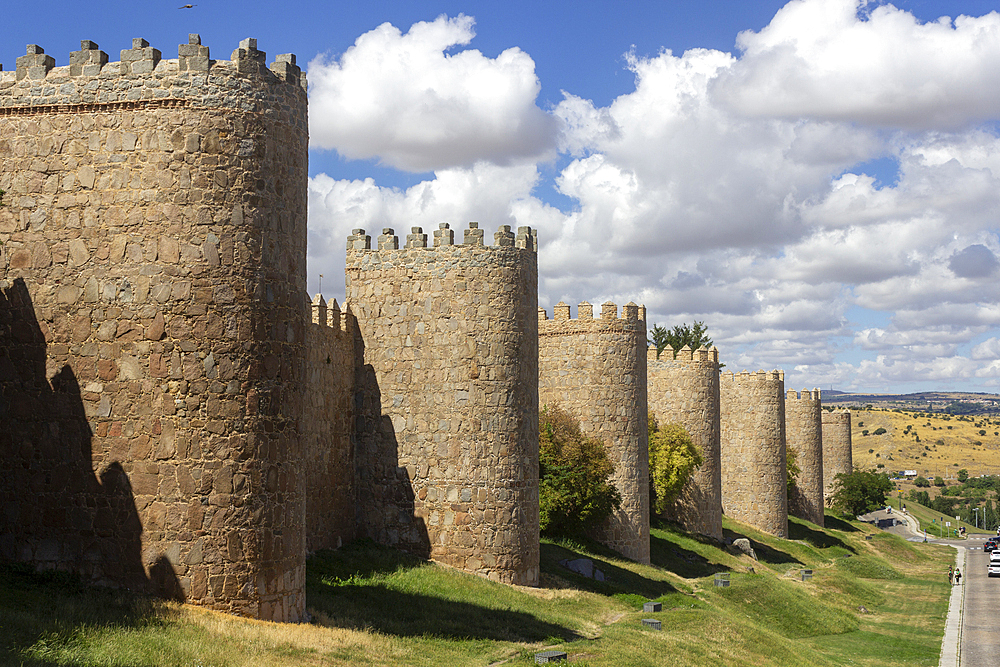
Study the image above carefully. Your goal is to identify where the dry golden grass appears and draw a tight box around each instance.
[850,408,1000,480]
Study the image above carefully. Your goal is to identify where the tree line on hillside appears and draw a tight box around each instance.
[907,470,1000,530]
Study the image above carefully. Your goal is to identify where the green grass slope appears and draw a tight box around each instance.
[0,512,954,667]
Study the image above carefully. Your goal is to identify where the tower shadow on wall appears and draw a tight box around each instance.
[0,278,181,599]
[353,359,431,558]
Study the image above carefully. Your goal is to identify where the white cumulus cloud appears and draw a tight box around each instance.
[307,2,1000,392]
[307,14,557,172]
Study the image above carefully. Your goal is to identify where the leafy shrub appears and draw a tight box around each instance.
[934,476,945,487]
[913,476,931,488]
[873,427,887,435]
[829,470,893,516]
[539,405,621,536]
[980,430,987,436]
[648,414,702,514]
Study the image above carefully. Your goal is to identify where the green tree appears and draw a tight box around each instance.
[934,476,945,487]
[539,405,621,536]
[829,470,893,516]
[648,414,702,515]
[958,469,969,483]
[914,476,931,488]
[986,497,998,531]
[786,445,801,494]
[648,321,712,360]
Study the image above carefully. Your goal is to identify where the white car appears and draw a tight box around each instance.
[989,552,1000,577]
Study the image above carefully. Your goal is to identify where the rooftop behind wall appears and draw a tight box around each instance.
[346,223,540,586]
[720,370,788,538]
[647,345,722,540]
[538,301,649,563]
[786,389,824,527]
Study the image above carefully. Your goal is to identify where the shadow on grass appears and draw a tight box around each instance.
[539,538,678,599]
[823,513,861,533]
[308,540,580,643]
[0,561,162,667]
[649,524,729,579]
[723,528,804,566]
[789,518,855,554]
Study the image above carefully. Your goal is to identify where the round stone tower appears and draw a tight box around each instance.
[786,389,824,527]
[647,345,722,540]
[346,223,540,586]
[822,410,853,501]
[719,370,788,538]
[0,36,308,621]
[538,300,649,563]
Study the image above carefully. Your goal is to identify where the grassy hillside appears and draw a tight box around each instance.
[849,408,1000,480]
[1,513,953,667]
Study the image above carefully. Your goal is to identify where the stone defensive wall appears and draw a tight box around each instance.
[785,389,824,527]
[647,345,722,541]
[538,300,650,563]
[719,370,788,538]
[822,410,853,501]
[303,295,357,553]
[0,36,308,621]
[345,223,540,586]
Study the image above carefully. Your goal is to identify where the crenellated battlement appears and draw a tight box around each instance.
[0,35,306,115]
[309,293,354,336]
[648,344,719,364]
[722,369,785,385]
[787,388,821,401]
[538,300,646,327]
[347,222,537,253]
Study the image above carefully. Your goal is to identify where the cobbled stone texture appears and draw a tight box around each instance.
[538,301,650,564]
[822,410,853,503]
[345,224,541,586]
[786,389,824,527]
[0,36,308,622]
[720,370,788,538]
[647,345,723,540]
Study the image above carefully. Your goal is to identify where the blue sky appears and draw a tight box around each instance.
[6,1,1000,394]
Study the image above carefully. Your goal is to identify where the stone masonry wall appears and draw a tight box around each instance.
[719,370,788,538]
[345,223,540,586]
[647,345,722,540]
[822,410,852,502]
[538,301,649,563]
[0,36,308,621]
[303,295,357,553]
[786,389,824,527]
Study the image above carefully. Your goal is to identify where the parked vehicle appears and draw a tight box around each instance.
[989,551,1000,577]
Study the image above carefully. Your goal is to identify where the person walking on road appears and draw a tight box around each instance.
[949,566,954,585]
[955,568,962,585]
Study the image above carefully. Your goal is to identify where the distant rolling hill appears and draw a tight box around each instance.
[822,391,1000,416]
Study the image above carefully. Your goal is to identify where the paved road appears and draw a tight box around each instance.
[961,538,1000,665]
